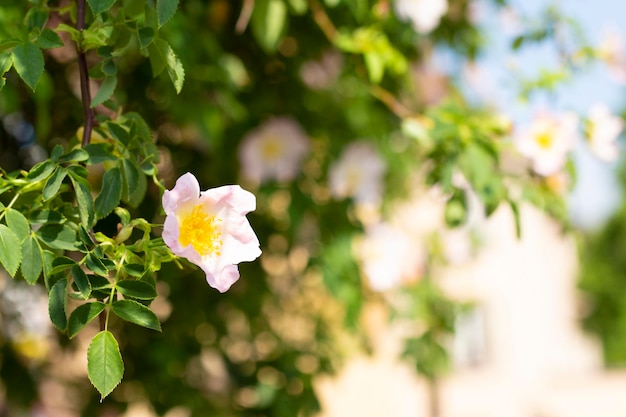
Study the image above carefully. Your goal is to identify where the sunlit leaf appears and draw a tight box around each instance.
[12,42,44,91]
[95,167,122,219]
[49,278,68,331]
[112,299,161,331]
[87,331,124,399]
[21,235,43,284]
[91,75,117,108]
[68,302,106,338]
[5,208,30,241]
[0,224,21,277]
[116,280,157,300]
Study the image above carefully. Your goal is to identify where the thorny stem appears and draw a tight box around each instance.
[76,0,94,147]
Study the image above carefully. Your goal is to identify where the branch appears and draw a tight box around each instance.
[76,0,94,147]
[308,0,337,42]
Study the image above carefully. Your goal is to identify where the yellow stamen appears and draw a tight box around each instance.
[260,136,283,160]
[179,204,222,256]
[535,131,554,149]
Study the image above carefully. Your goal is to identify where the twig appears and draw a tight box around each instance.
[307,0,337,41]
[76,0,94,147]
[370,85,412,118]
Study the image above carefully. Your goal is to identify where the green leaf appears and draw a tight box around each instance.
[122,263,144,278]
[84,143,116,164]
[137,27,155,49]
[251,0,288,53]
[70,175,95,228]
[58,148,89,163]
[37,28,64,49]
[0,40,20,53]
[87,331,124,399]
[36,223,78,251]
[43,167,67,201]
[91,75,117,108]
[25,7,48,31]
[71,265,91,299]
[21,235,43,284]
[116,280,157,300]
[95,167,123,219]
[12,42,44,91]
[86,252,110,276]
[49,278,68,331]
[112,299,161,331]
[87,0,116,15]
[148,39,184,93]
[50,144,64,162]
[5,208,30,241]
[0,224,22,276]
[157,0,179,26]
[364,51,384,84]
[68,302,106,338]
[107,123,129,145]
[27,159,56,182]
[120,158,140,204]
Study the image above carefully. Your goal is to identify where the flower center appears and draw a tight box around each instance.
[535,131,554,149]
[260,136,283,160]
[179,204,222,256]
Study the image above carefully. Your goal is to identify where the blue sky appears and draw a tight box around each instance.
[467,0,626,230]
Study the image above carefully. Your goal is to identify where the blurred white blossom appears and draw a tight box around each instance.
[515,111,578,176]
[597,27,626,84]
[238,117,311,185]
[357,223,425,292]
[300,51,343,90]
[329,141,386,206]
[394,0,448,34]
[585,103,623,162]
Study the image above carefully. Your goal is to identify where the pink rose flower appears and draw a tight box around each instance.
[162,173,262,292]
[238,117,311,185]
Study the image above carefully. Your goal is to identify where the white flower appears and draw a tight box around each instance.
[597,28,626,84]
[357,223,425,292]
[586,103,623,162]
[300,51,343,90]
[328,141,386,206]
[162,173,262,292]
[394,0,448,34]
[238,117,311,185]
[515,112,578,176]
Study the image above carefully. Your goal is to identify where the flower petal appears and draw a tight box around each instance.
[163,172,200,214]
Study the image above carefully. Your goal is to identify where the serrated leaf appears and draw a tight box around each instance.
[0,224,22,276]
[42,167,67,201]
[21,235,43,284]
[95,167,122,219]
[70,175,95,228]
[122,263,144,278]
[251,0,287,53]
[86,252,110,276]
[112,299,161,331]
[37,223,78,251]
[116,280,157,300]
[138,27,155,49]
[87,330,124,399]
[107,123,129,145]
[12,42,44,91]
[49,277,68,331]
[71,265,91,299]
[37,28,63,49]
[102,59,116,76]
[91,75,117,108]
[87,0,116,15]
[25,7,48,31]
[148,39,184,93]
[84,143,116,164]
[27,159,55,182]
[68,302,105,338]
[6,208,30,241]
[157,0,179,26]
[58,148,89,163]
[120,158,140,204]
